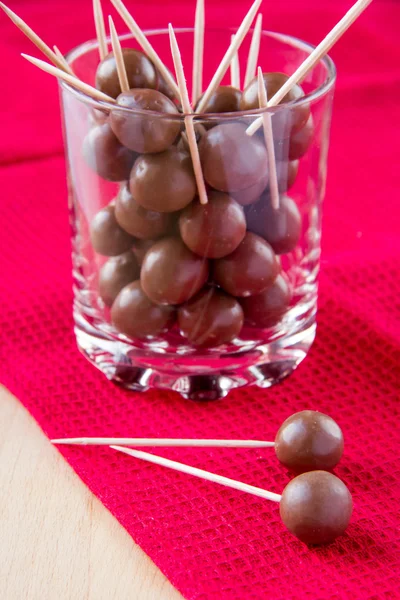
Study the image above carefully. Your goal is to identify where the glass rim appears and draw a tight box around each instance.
[62,27,337,120]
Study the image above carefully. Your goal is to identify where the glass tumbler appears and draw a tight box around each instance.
[60,28,336,400]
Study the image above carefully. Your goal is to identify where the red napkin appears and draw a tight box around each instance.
[1,1,399,598]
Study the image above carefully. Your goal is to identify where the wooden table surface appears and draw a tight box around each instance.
[0,385,182,600]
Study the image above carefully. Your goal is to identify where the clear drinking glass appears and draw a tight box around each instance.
[61,28,336,400]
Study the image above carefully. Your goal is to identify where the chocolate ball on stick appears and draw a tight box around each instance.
[95,48,157,99]
[111,281,175,338]
[141,237,209,305]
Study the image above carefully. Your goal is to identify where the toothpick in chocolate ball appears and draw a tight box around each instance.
[274,410,345,473]
[110,88,181,153]
[178,287,244,347]
[213,232,280,297]
[130,147,197,212]
[141,237,209,305]
[199,122,268,193]
[99,251,140,307]
[111,281,175,339]
[245,194,302,255]
[90,204,135,256]
[179,192,246,258]
[95,48,157,99]
[115,184,175,239]
[280,471,353,545]
[82,123,137,182]
[240,72,310,133]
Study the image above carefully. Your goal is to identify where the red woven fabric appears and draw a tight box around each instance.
[1,1,399,598]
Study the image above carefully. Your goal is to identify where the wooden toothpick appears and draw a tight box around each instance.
[244,12,262,87]
[0,1,74,75]
[111,446,282,502]
[21,53,116,103]
[195,0,262,113]
[52,436,275,448]
[169,24,208,205]
[110,0,180,99]
[108,15,129,93]
[192,0,205,104]
[257,68,279,210]
[230,35,240,89]
[53,45,75,75]
[93,0,108,61]
[246,0,374,135]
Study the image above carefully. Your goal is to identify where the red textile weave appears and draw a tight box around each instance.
[1,1,399,598]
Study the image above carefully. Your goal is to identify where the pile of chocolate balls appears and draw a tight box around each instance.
[86,48,312,348]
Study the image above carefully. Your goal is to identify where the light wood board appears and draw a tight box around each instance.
[0,385,182,600]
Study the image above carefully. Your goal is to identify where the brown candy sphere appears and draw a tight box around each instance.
[179,192,246,258]
[288,116,314,160]
[131,238,156,265]
[240,72,310,133]
[130,148,196,212]
[98,252,140,306]
[82,123,137,182]
[90,205,135,256]
[197,85,242,114]
[275,410,344,473]
[213,232,280,297]
[231,173,268,206]
[241,274,291,328]
[245,195,302,255]
[115,184,174,239]
[111,281,175,339]
[178,287,244,347]
[95,48,157,99]
[110,89,180,154]
[280,471,353,545]
[141,237,209,305]
[200,123,268,192]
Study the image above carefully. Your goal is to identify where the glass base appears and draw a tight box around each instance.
[74,313,316,400]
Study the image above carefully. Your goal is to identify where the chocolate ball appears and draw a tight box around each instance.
[277,160,299,192]
[130,148,196,212]
[95,48,157,99]
[179,192,246,258]
[115,184,174,239]
[141,237,209,305]
[240,72,310,133]
[83,123,137,181]
[288,116,314,160]
[98,251,140,306]
[90,205,135,256]
[200,123,268,192]
[231,173,268,206]
[110,89,180,153]
[157,68,178,101]
[280,471,353,545]
[275,410,344,472]
[241,274,291,328]
[245,195,302,255]
[131,238,156,265]
[197,85,242,114]
[213,232,280,297]
[111,281,175,338]
[178,287,244,347]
